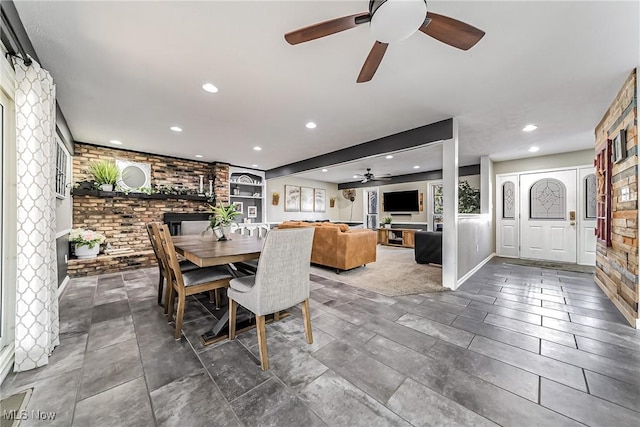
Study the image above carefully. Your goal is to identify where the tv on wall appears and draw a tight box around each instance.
[383,190,419,212]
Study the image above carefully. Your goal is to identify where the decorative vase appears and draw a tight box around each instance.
[75,243,100,259]
[222,225,232,237]
[100,184,113,192]
[384,224,391,229]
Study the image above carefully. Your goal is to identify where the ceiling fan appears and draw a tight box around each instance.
[355,168,392,183]
[284,0,485,83]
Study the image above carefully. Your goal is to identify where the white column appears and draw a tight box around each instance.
[442,119,459,289]
[480,156,492,215]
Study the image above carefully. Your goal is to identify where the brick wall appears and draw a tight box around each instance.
[71,143,231,276]
[594,70,639,327]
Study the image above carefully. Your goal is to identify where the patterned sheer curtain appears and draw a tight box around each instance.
[12,56,59,371]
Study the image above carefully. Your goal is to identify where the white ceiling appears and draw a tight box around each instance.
[14,1,639,176]
[296,143,444,183]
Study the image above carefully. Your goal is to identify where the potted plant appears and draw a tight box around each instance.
[382,216,393,229]
[70,228,106,259]
[208,203,242,236]
[87,159,120,192]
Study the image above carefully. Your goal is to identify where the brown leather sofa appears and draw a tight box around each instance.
[277,221,377,271]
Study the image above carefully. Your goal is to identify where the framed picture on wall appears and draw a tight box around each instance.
[284,185,300,212]
[314,188,326,212]
[612,129,626,164]
[301,187,314,212]
[232,201,243,213]
[247,206,257,218]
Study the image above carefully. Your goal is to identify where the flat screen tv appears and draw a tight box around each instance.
[383,190,419,212]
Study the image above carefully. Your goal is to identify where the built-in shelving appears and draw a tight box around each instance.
[229,167,266,223]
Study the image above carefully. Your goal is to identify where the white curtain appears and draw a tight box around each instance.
[12,56,59,371]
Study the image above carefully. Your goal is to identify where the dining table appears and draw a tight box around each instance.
[172,233,264,345]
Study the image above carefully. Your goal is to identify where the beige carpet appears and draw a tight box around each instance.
[310,245,444,297]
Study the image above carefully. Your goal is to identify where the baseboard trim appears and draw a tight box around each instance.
[457,253,496,287]
[0,343,15,385]
[57,275,70,299]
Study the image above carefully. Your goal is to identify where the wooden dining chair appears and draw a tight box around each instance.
[145,222,199,307]
[153,223,233,339]
[227,227,315,370]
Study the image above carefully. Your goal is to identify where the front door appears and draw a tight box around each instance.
[520,169,577,263]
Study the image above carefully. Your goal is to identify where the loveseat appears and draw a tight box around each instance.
[277,221,376,272]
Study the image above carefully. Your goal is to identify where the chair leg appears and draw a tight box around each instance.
[256,315,269,370]
[228,298,237,340]
[214,288,221,310]
[274,311,280,321]
[167,285,176,322]
[301,299,314,344]
[208,290,215,304]
[163,276,173,315]
[174,291,186,340]
[157,269,164,306]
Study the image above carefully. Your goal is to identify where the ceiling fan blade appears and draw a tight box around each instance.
[357,41,389,83]
[285,12,371,45]
[419,12,485,51]
[361,179,368,183]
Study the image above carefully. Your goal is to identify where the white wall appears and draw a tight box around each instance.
[458,215,493,279]
[266,176,340,223]
[494,149,593,175]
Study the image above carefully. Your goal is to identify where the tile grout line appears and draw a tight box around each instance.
[69,275,98,426]
[126,274,160,427]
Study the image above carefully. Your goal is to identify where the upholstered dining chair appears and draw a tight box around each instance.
[153,223,233,339]
[145,222,199,307]
[227,227,315,370]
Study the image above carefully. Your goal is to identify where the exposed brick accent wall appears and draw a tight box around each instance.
[71,143,232,276]
[74,142,213,190]
[213,162,230,205]
[594,69,638,326]
[67,251,155,277]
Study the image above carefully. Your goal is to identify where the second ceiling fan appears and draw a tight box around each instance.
[355,168,392,183]
[285,0,485,83]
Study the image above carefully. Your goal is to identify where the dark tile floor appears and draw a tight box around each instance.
[3,258,640,426]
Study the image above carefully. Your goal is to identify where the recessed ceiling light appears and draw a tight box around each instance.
[528,146,540,153]
[413,165,420,169]
[253,146,262,151]
[252,164,258,167]
[353,175,358,179]
[522,124,538,132]
[202,83,218,93]
[195,154,203,158]
[170,126,182,132]
[385,155,393,159]
[322,169,328,172]
[306,122,317,129]
[109,140,122,145]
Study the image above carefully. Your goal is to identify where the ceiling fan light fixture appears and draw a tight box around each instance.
[369,0,427,43]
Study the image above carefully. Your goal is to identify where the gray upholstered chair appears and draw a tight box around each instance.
[180,220,212,236]
[153,223,233,339]
[227,227,315,370]
[145,222,199,307]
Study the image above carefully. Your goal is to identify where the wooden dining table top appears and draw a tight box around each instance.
[172,233,263,267]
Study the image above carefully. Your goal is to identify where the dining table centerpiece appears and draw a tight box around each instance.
[70,228,107,259]
[207,203,241,237]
